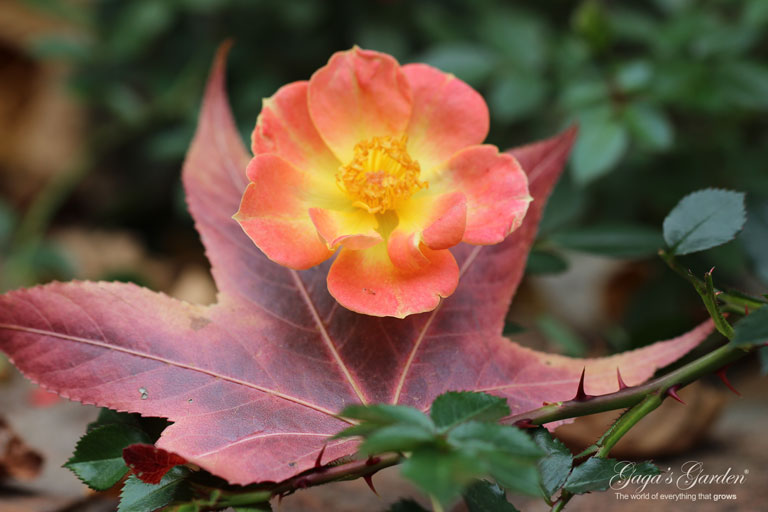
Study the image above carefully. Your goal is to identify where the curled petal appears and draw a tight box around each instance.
[387,192,466,271]
[403,63,489,174]
[309,207,383,250]
[252,81,339,175]
[234,154,333,270]
[433,145,531,245]
[327,244,458,318]
[308,47,412,164]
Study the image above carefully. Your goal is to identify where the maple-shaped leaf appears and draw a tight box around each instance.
[0,45,714,485]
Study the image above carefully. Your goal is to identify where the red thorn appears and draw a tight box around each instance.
[363,473,379,495]
[745,306,750,316]
[277,491,289,504]
[666,385,686,405]
[716,367,741,396]
[573,368,593,401]
[616,367,628,391]
[295,477,310,489]
[514,418,537,429]
[314,444,326,468]
[707,266,715,276]
[366,456,381,466]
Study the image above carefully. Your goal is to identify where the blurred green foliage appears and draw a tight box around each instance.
[7,0,768,348]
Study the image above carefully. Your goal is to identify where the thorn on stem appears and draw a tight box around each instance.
[363,473,379,495]
[745,306,750,316]
[616,367,628,391]
[366,456,381,466]
[295,477,310,489]
[573,368,593,401]
[716,367,741,396]
[314,444,326,468]
[707,266,715,276]
[514,418,537,429]
[666,385,686,405]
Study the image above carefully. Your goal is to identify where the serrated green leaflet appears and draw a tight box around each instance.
[464,480,520,511]
[118,466,192,512]
[65,423,151,490]
[430,391,510,430]
[663,189,746,255]
[732,306,768,347]
[564,458,658,494]
[532,428,573,498]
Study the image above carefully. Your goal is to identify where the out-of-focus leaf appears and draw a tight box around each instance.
[571,113,628,184]
[401,448,487,506]
[536,315,587,358]
[0,199,16,249]
[718,61,768,110]
[663,189,746,255]
[624,102,674,151]
[489,72,547,122]
[526,250,568,275]
[106,0,173,59]
[27,34,92,61]
[416,43,497,86]
[742,202,768,284]
[615,60,653,93]
[550,224,663,258]
[464,480,521,512]
[607,7,657,43]
[573,0,612,50]
[480,9,549,70]
[759,347,768,375]
[388,499,429,512]
[355,25,408,60]
[732,307,768,348]
[430,392,509,430]
[560,80,609,110]
[538,176,586,234]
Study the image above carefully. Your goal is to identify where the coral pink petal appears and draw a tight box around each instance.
[308,47,412,164]
[434,145,531,245]
[327,244,458,318]
[252,81,339,175]
[387,192,466,271]
[235,154,333,270]
[309,207,383,250]
[402,63,489,173]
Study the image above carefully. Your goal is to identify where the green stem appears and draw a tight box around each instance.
[595,394,661,458]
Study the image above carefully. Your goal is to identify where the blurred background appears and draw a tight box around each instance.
[0,0,767,510]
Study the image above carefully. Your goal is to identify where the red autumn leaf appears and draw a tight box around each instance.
[123,443,187,484]
[0,45,714,485]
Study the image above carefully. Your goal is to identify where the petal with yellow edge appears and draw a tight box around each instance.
[308,47,412,164]
[387,191,466,272]
[234,154,333,270]
[309,207,383,251]
[327,244,458,318]
[403,63,489,173]
[433,145,531,245]
[252,81,339,176]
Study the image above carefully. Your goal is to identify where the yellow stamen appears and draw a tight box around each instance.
[336,135,427,213]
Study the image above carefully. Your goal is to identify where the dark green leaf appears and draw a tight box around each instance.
[87,408,142,432]
[387,499,430,512]
[550,224,663,258]
[624,102,674,151]
[615,60,653,93]
[538,175,586,234]
[571,115,628,184]
[532,429,573,498]
[502,322,526,337]
[464,480,520,512]
[430,392,510,430]
[118,467,192,512]
[525,250,568,275]
[337,404,434,430]
[65,424,151,490]
[447,422,543,458]
[732,306,768,347]
[564,458,658,494]
[663,189,746,255]
[358,424,434,455]
[401,447,486,506]
[486,455,542,497]
[536,315,587,357]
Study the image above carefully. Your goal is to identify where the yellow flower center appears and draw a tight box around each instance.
[336,135,427,213]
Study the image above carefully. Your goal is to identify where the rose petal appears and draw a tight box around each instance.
[234,154,334,269]
[327,244,458,318]
[308,47,412,164]
[432,145,531,245]
[309,207,383,250]
[387,191,466,271]
[403,63,489,174]
[252,81,339,176]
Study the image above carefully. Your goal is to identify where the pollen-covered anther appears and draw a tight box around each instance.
[336,135,427,213]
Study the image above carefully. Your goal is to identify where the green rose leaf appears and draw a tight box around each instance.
[430,391,510,430]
